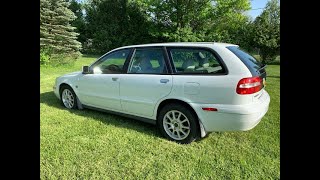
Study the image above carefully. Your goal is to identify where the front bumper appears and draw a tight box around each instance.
[190,90,270,132]
[53,85,60,99]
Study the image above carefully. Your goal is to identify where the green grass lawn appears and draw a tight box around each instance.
[40,55,280,179]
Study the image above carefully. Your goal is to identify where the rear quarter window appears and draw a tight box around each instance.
[168,47,226,75]
[226,46,266,78]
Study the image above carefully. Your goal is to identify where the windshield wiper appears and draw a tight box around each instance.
[259,63,267,70]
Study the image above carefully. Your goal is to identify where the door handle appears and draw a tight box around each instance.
[112,77,118,81]
[160,79,169,83]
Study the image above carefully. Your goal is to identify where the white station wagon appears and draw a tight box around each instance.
[54,42,270,144]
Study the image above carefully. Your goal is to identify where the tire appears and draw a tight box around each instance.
[158,103,199,144]
[60,85,78,109]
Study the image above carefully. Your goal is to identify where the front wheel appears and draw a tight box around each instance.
[60,86,78,109]
[158,103,199,144]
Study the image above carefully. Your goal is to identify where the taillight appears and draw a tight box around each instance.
[236,77,263,95]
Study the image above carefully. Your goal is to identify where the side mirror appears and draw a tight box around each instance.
[82,66,90,74]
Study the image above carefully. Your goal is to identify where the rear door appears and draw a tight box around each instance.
[120,47,173,117]
[166,47,230,104]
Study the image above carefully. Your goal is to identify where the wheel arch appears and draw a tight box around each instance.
[59,83,83,109]
[156,99,197,119]
[59,83,71,93]
[156,98,207,137]
[156,98,207,138]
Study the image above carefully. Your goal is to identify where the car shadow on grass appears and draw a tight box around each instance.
[40,91,161,139]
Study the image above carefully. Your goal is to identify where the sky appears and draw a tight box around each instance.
[248,0,270,19]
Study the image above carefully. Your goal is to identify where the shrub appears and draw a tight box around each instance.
[50,52,81,66]
[40,48,51,66]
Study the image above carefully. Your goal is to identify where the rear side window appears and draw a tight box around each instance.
[127,48,167,74]
[168,48,226,74]
[226,46,266,77]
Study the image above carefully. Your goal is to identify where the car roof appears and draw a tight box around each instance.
[112,42,238,51]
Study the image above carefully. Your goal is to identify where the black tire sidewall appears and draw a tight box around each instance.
[158,103,199,144]
[60,85,77,109]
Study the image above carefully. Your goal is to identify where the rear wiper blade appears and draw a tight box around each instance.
[258,64,267,70]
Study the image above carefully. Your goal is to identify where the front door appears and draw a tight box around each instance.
[120,47,173,117]
[77,49,131,111]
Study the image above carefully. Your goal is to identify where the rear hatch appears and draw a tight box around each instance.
[226,46,267,88]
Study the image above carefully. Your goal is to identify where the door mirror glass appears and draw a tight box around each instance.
[82,66,90,74]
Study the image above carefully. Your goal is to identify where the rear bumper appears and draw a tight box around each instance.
[190,90,270,132]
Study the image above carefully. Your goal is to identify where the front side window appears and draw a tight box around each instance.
[92,49,130,74]
[168,48,226,74]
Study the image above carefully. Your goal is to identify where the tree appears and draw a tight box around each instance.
[69,0,87,46]
[85,0,152,54]
[252,0,280,64]
[40,0,82,56]
[137,0,251,43]
[206,0,251,43]
[137,0,213,42]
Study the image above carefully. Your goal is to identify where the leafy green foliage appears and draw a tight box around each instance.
[207,0,251,43]
[69,0,87,46]
[144,0,213,42]
[84,0,153,54]
[50,51,82,66]
[40,48,51,66]
[137,0,250,43]
[40,0,82,64]
[251,0,280,64]
[40,0,279,65]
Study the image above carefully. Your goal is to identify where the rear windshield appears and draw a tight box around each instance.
[226,46,265,77]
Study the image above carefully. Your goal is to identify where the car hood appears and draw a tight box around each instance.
[61,71,82,78]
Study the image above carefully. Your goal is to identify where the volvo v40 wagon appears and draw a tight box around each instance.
[54,42,270,144]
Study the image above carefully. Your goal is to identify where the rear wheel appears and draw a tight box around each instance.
[60,86,77,109]
[158,103,199,144]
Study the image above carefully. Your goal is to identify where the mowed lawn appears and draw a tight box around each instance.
[40,55,280,179]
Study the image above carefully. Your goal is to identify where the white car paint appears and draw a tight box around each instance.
[77,73,122,111]
[119,74,173,117]
[54,42,270,135]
